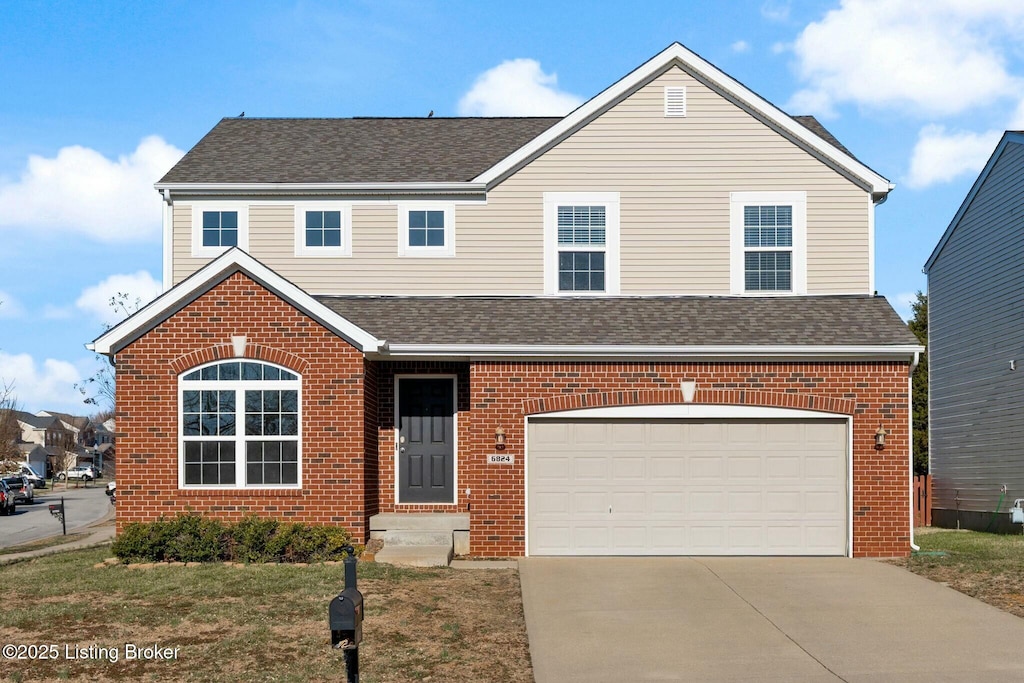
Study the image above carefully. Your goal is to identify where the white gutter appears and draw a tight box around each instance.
[909,349,921,552]
[378,343,925,360]
[153,181,487,195]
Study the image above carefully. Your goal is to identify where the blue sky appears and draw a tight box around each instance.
[2,0,1023,414]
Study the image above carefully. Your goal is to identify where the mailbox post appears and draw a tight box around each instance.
[329,545,363,683]
[48,497,66,536]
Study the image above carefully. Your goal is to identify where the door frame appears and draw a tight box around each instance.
[525,404,853,557]
[394,374,459,506]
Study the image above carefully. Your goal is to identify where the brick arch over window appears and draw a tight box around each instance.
[522,388,855,416]
[169,343,310,376]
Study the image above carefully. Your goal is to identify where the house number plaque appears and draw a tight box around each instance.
[487,454,514,465]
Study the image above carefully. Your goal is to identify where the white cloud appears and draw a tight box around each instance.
[0,352,83,411]
[1010,99,1024,129]
[761,1,791,22]
[0,292,23,319]
[731,40,750,54]
[75,271,162,327]
[906,125,1002,189]
[786,0,1024,118]
[458,59,584,117]
[0,136,183,242]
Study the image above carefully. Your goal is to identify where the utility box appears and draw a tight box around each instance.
[1011,499,1024,524]
[329,586,363,650]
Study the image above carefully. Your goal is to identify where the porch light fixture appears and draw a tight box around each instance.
[874,424,888,451]
[494,427,506,450]
[231,335,247,358]
[680,380,697,403]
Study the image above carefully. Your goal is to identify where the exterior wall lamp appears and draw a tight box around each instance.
[874,424,888,451]
[495,427,506,450]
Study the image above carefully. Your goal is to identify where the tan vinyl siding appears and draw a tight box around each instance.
[170,66,871,294]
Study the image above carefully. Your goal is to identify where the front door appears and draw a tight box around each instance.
[398,377,455,503]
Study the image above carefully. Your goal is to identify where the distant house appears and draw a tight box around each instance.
[923,130,1024,532]
[93,43,920,558]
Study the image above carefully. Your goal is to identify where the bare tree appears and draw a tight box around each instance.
[75,292,145,410]
[0,381,21,473]
[54,427,83,489]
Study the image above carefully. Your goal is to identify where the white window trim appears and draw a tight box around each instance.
[178,361,302,490]
[190,203,249,258]
[543,191,621,295]
[397,203,456,257]
[729,191,807,295]
[293,202,353,257]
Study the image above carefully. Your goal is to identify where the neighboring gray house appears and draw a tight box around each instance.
[924,130,1024,532]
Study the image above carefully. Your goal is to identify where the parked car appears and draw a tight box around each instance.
[0,480,15,515]
[105,480,116,505]
[19,464,46,489]
[1,476,33,504]
[56,466,96,481]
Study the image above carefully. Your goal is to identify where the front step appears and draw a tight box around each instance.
[369,513,469,567]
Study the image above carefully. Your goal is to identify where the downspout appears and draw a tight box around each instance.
[909,349,921,551]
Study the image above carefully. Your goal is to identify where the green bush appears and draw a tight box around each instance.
[112,513,354,564]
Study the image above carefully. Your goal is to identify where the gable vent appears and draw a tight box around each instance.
[664,86,686,117]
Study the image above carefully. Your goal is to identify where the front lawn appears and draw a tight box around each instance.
[895,528,1024,618]
[0,549,532,682]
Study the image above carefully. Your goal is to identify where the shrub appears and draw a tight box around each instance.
[112,513,355,564]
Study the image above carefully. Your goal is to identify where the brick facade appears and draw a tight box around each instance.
[117,274,912,558]
[114,272,371,541]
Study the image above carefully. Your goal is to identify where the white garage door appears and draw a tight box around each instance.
[528,418,848,556]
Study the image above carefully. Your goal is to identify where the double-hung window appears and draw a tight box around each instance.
[179,360,300,488]
[398,204,455,257]
[294,203,352,257]
[543,192,620,295]
[191,203,249,257]
[730,192,806,295]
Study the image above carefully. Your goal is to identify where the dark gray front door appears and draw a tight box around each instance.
[398,377,455,503]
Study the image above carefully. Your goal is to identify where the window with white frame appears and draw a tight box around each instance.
[294,203,352,257]
[543,192,620,295]
[398,204,455,257]
[179,360,300,488]
[190,203,249,257]
[729,192,806,295]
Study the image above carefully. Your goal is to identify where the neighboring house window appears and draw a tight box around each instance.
[294,203,352,257]
[190,203,249,257]
[179,360,300,488]
[729,191,807,295]
[398,203,455,257]
[543,192,620,295]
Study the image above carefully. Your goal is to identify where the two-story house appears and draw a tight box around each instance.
[923,131,1024,532]
[92,43,921,558]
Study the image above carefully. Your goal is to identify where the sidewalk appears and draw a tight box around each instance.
[0,507,116,566]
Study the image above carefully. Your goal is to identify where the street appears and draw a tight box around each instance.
[0,482,112,548]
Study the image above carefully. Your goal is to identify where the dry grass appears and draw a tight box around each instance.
[0,548,532,682]
[890,528,1024,619]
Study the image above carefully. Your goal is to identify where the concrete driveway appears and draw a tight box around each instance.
[519,557,1024,682]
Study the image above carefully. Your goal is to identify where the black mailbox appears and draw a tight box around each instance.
[329,586,363,649]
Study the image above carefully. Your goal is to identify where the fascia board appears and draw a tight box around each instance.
[473,43,892,195]
[379,343,924,360]
[923,132,1024,273]
[91,248,383,356]
[153,182,486,195]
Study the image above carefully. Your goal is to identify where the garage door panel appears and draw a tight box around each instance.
[528,418,847,556]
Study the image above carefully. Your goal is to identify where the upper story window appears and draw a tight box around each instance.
[190,203,249,257]
[179,360,300,489]
[730,192,806,295]
[544,192,620,295]
[398,203,455,257]
[294,203,352,257]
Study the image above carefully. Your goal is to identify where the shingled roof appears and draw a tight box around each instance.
[158,115,852,186]
[159,117,561,184]
[314,295,918,347]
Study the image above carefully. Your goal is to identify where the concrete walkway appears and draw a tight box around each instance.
[0,508,115,566]
[519,557,1024,682]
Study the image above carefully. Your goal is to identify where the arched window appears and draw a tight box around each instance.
[179,360,300,488]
